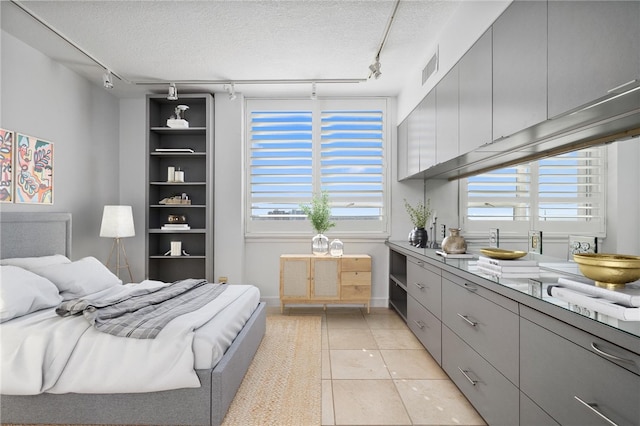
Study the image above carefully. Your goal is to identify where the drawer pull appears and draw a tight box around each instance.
[457,313,477,327]
[574,396,619,426]
[458,367,478,386]
[590,342,634,364]
[413,320,425,329]
[414,282,425,289]
[463,283,478,292]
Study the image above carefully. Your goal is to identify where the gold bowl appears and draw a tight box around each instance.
[573,253,640,289]
[480,248,528,260]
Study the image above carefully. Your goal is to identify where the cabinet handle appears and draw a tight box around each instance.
[414,282,425,289]
[458,367,478,386]
[574,396,619,426]
[463,283,478,292]
[457,313,477,327]
[413,320,426,329]
[590,342,634,364]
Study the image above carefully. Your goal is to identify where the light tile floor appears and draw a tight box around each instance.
[269,306,486,426]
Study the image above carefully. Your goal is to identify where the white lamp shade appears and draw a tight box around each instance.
[100,205,135,238]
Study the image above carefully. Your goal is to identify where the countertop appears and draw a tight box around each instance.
[386,241,640,346]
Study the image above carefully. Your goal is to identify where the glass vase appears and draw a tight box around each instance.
[312,234,329,256]
[329,239,344,257]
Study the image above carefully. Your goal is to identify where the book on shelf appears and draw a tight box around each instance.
[476,261,540,274]
[557,277,640,308]
[155,148,195,153]
[548,285,640,321]
[477,256,538,267]
[476,264,540,279]
[436,250,475,259]
[161,223,190,230]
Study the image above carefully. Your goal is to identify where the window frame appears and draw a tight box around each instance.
[461,147,607,239]
[244,97,391,238]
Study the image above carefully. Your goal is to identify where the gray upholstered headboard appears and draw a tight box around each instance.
[0,212,71,259]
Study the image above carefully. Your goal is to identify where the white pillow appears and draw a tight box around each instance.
[0,265,63,322]
[0,254,71,271]
[31,256,122,300]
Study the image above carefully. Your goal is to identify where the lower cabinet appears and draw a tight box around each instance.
[280,254,371,312]
[442,325,520,426]
[520,392,559,426]
[520,314,640,426]
[407,295,442,365]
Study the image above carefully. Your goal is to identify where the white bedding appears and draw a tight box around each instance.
[0,281,260,395]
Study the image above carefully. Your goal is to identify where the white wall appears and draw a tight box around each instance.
[0,31,121,262]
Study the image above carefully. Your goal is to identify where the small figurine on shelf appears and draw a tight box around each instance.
[166,105,189,128]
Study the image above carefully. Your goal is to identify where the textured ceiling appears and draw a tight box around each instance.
[1,0,461,98]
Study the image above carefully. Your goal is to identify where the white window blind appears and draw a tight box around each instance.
[246,99,388,236]
[462,146,606,236]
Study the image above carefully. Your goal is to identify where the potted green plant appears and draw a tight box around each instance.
[404,198,432,247]
[300,191,336,255]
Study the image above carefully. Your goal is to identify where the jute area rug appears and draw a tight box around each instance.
[222,315,322,426]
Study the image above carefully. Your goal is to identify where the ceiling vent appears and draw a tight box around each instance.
[422,47,439,85]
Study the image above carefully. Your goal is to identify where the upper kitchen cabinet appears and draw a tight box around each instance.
[459,28,492,156]
[492,0,547,140]
[406,105,421,176]
[397,119,408,181]
[419,91,437,171]
[548,0,640,118]
[436,65,459,164]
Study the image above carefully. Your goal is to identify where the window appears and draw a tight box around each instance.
[246,98,389,236]
[461,146,606,237]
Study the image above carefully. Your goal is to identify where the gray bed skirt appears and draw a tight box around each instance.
[0,302,267,426]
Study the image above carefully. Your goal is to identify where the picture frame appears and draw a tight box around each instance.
[14,133,54,204]
[0,128,14,203]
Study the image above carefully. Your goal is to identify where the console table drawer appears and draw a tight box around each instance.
[408,294,442,365]
[341,256,371,272]
[407,258,441,318]
[442,325,519,426]
[442,278,519,385]
[341,284,370,300]
[521,317,640,426]
[341,271,371,286]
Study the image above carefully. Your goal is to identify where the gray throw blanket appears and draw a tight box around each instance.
[56,279,227,339]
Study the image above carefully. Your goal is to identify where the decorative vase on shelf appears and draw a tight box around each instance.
[312,234,330,256]
[330,239,344,257]
[442,228,467,254]
[410,227,428,248]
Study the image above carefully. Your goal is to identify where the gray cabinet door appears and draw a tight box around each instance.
[492,0,547,140]
[406,107,420,176]
[442,278,519,386]
[548,0,640,118]
[520,317,640,426]
[459,28,492,155]
[418,91,436,172]
[436,65,459,164]
[397,119,408,181]
[406,259,441,318]
[442,325,519,426]
[407,295,442,365]
[520,392,559,426]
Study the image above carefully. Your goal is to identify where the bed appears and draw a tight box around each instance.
[0,212,266,426]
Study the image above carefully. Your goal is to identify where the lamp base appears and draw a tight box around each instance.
[105,237,134,282]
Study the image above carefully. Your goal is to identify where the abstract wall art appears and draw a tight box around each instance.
[0,128,14,203]
[15,133,54,205]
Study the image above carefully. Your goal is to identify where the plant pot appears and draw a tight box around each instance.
[410,227,428,248]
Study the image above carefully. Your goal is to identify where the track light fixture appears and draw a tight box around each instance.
[310,82,317,100]
[103,70,114,89]
[167,83,178,100]
[227,83,237,100]
[368,58,382,80]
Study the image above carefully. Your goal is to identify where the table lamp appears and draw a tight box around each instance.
[100,205,135,282]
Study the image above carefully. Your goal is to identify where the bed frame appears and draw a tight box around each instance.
[0,212,266,426]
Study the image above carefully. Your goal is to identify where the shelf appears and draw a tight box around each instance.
[150,152,206,157]
[150,127,206,134]
[150,181,206,186]
[389,273,407,290]
[149,255,206,259]
[149,228,206,233]
[150,204,205,208]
